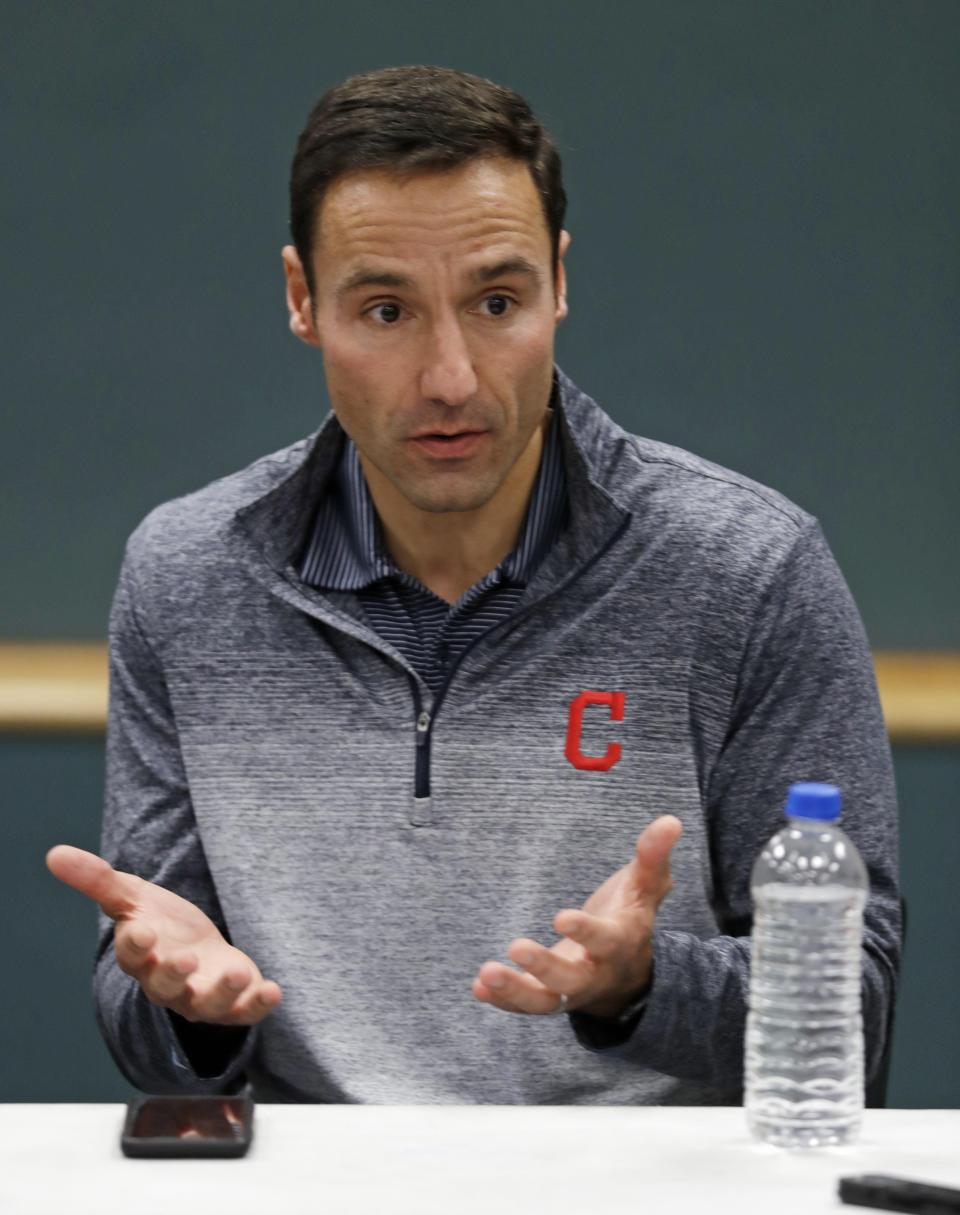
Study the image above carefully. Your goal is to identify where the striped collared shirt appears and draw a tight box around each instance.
[299,409,568,697]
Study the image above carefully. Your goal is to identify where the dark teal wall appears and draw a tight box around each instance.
[3,0,957,643]
[2,3,957,1103]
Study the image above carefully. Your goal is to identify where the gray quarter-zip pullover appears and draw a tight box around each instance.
[94,367,900,1104]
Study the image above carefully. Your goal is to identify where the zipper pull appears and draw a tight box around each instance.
[416,710,431,744]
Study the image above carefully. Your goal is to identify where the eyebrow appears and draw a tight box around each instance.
[335,256,544,299]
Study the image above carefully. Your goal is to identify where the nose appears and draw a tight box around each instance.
[419,318,478,407]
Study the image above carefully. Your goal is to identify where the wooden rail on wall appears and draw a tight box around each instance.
[0,643,959,743]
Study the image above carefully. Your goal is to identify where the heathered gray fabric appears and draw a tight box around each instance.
[95,366,901,1104]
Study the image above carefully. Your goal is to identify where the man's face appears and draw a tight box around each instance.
[283,157,569,514]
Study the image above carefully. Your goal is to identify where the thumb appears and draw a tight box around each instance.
[46,845,140,920]
[632,815,683,904]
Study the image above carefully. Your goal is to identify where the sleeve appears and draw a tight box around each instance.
[570,518,902,1098]
[93,535,257,1093]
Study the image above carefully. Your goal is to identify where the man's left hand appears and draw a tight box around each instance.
[471,814,683,1019]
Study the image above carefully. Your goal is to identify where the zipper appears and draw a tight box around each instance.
[407,510,631,803]
[414,703,431,799]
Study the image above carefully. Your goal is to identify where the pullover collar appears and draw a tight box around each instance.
[231,366,633,633]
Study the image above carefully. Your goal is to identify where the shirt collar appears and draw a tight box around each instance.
[300,400,568,593]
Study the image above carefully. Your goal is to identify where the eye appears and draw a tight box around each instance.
[480,294,514,318]
[367,302,403,325]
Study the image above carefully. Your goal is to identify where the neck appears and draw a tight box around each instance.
[361,414,550,604]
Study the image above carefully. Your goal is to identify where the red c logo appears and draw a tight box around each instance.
[564,690,626,771]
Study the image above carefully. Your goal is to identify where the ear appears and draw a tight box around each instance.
[554,230,571,323]
[281,245,322,348]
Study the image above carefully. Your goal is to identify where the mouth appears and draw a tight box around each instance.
[408,430,488,459]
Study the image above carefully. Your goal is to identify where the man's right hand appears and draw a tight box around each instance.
[46,845,282,1026]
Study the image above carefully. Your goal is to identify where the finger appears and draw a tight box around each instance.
[473,962,563,1015]
[552,910,622,961]
[141,953,199,1004]
[187,966,255,1022]
[114,920,159,977]
[632,815,683,903]
[507,937,591,993]
[222,980,284,1027]
[46,845,141,919]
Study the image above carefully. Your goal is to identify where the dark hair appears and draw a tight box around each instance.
[289,65,567,298]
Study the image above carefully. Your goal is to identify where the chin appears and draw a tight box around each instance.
[402,478,501,515]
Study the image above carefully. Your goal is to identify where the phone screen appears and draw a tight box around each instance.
[129,1097,250,1143]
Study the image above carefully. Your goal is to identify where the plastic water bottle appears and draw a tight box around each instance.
[744,782,868,1148]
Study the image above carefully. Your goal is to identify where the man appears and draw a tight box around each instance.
[48,65,900,1104]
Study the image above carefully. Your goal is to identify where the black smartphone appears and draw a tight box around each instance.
[839,1174,960,1214]
[121,1092,254,1158]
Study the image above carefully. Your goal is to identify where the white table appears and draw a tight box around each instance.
[3,1105,958,1215]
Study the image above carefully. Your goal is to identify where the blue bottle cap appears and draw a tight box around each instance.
[785,782,841,821]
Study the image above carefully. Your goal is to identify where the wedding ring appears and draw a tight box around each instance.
[546,993,569,1016]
